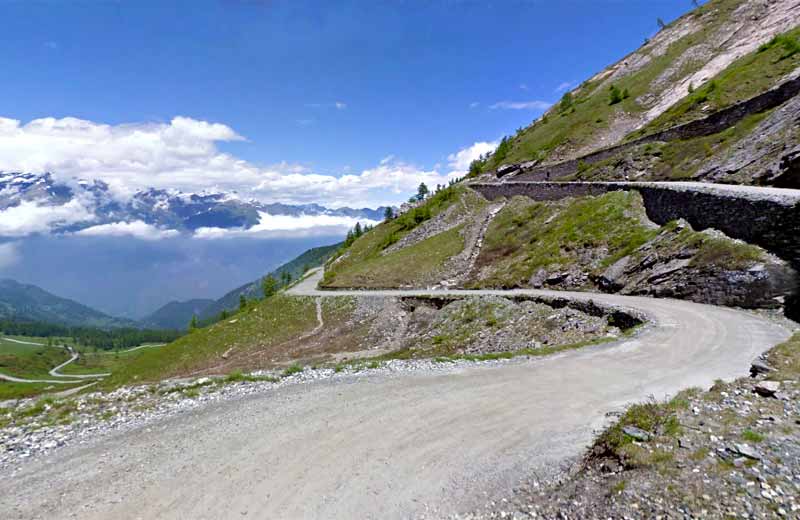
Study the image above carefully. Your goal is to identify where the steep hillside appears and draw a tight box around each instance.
[479,0,799,185]
[140,299,215,330]
[0,279,134,328]
[323,187,796,310]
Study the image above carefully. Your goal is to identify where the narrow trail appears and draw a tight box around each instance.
[48,347,111,379]
[0,372,78,385]
[303,298,324,338]
[459,200,506,284]
[0,337,45,346]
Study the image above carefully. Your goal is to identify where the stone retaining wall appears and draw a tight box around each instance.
[506,76,800,182]
[471,181,800,319]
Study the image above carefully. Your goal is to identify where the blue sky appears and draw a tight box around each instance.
[0,0,699,315]
[0,0,690,179]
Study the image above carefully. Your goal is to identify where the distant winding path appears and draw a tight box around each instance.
[0,339,166,385]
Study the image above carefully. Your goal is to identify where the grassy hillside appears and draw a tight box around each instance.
[322,185,483,288]
[629,25,800,138]
[472,192,657,287]
[102,294,325,386]
[474,0,798,176]
[470,191,768,290]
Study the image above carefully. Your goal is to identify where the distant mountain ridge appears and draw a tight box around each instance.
[0,278,135,328]
[138,242,341,330]
[140,299,216,330]
[0,171,387,235]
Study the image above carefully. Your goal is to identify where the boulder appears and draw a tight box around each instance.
[753,380,780,397]
[728,443,761,460]
[496,164,519,177]
[598,256,631,292]
[622,425,652,442]
[749,358,774,377]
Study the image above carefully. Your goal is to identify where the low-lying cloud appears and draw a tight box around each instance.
[194,212,381,240]
[74,221,180,240]
[0,199,94,237]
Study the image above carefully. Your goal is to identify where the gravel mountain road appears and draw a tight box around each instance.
[0,270,791,519]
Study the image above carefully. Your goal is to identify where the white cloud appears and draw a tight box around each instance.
[0,242,20,270]
[519,83,528,90]
[489,100,551,111]
[194,212,381,239]
[469,102,480,109]
[335,101,347,110]
[0,199,94,237]
[0,115,490,210]
[74,221,179,240]
[555,81,574,93]
[447,141,499,171]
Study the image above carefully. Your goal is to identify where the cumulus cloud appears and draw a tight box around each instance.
[0,114,490,210]
[194,212,380,239]
[0,242,20,270]
[447,141,499,171]
[489,100,551,111]
[0,199,94,237]
[74,221,179,240]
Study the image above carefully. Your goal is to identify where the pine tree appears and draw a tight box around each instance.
[416,182,429,201]
[262,275,278,298]
[383,207,394,221]
[354,222,363,237]
[188,314,198,331]
[239,294,247,310]
[657,17,666,29]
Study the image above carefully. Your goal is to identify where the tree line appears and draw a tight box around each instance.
[0,319,182,351]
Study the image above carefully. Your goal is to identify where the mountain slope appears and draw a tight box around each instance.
[199,243,341,320]
[0,279,134,328]
[140,299,216,330]
[480,0,799,178]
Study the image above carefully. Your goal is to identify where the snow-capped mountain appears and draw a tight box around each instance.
[0,171,387,236]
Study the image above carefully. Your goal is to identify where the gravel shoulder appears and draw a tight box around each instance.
[0,272,791,519]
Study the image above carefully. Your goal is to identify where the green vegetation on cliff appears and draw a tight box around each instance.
[479,0,747,169]
[473,192,658,287]
[101,294,321,386]
[322,185,483,288]
[471,191,768,289]
[629,25,800,138]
